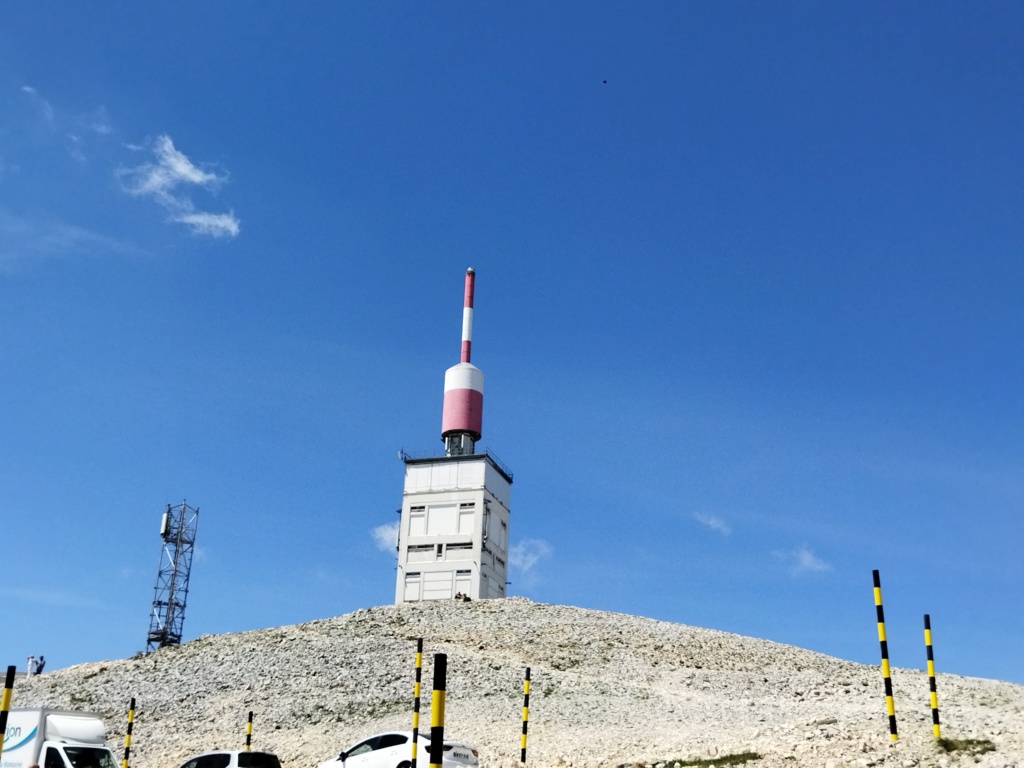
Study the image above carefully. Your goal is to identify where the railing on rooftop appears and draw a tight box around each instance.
[398,447,513,481]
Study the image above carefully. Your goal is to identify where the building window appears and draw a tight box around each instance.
[404,572,422,602]
[409,506,426,537]
[446,543,472,560]
[458,502,475,535]
[407,545,433,563]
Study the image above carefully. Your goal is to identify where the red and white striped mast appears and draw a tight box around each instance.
[441,267,484,456]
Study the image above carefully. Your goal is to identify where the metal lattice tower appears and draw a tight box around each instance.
[146,500,199,651]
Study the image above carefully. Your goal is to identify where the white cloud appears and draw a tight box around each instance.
[509,538,553,572]
[772,546,831,575]
[119,134,240,238]
[79,106,112,136]
[0,208,135,267]
[13,87,111,163]
[173,211,240,238]
[694,512,732,535]
[66,134,86,163]
[1,586,108,610]
[123,135,224,198]
[21,84,55,124]
[372,521,400,553]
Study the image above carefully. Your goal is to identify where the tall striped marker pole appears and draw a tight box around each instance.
[520,667,531,764]
[411,638,423,768]
[244,711,254,751]
[0,666,16,759]
[121,698,136,768]
[924,615,941,738]
[429,654,447,768]
[873,570,898,741]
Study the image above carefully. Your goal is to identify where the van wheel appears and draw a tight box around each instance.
[397,763,411,768]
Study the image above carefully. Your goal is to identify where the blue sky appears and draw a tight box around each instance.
[2,3,1022,687]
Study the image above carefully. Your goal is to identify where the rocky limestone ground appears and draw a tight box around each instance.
[10,599,1024,768]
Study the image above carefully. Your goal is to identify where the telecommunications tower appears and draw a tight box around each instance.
[146,500,199,651]
[394,268,513,603]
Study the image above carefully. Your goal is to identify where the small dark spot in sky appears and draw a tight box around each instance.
[602,80,607,84]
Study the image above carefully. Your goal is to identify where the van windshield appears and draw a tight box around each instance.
[64,748,118,768]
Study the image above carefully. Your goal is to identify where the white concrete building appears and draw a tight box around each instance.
[395,452,512,602]
[394,268,513,603]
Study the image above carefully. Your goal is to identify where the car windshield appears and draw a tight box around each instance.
[64,748,118,768]
[238,754,282,768]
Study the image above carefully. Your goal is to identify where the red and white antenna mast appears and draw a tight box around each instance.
[441,267,484,455]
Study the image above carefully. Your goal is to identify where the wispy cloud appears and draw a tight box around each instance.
[78,106,112,136]
[118,135,240,238]
[509,538,553,572]
[14,85,108,164]
[176,211,241,238]
[21,85,55,125]
[7,88,238,245]
[0,208,135,267]
[372,521,399,553]
[66,134,86,163]
[1,586,109,610]
[772,546,831,575]
[694,512,732,535]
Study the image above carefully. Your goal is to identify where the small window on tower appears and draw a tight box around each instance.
[458,503,475,535]
[410,506,426,537]
[407,545,434,563]
[436,543,444,559]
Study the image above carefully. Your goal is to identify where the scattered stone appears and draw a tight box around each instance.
[7,598,1023,768]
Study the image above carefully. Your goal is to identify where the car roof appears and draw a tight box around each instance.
[346,732,472,748]
[183,751,279,759]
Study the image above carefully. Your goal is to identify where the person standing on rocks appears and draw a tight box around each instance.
[27,655,37,675]
[35,656,45,674]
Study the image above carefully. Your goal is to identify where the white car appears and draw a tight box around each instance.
[179,751,283,768]
[318,731,478,768]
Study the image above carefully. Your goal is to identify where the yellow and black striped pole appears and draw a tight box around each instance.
[924,614,941,738]
[428,653,447,768]
[244,711,254,751]
[873,569,898,741]
[411,638,423,768]
[520,667,530,764]
[121,697,136,768]
[0,666,16,759]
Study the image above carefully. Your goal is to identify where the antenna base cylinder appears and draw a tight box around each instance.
[441,363,483,441]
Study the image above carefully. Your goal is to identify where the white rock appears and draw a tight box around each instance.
[9,598,1023,768]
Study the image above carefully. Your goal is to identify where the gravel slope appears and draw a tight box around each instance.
[9,598,1024,768]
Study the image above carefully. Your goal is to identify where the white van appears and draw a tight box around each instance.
[1,709,119,768]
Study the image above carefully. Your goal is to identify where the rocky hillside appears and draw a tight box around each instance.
[9,599,1024,768]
